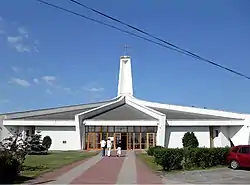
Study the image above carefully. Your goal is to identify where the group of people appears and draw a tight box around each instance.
[100,138,122,157]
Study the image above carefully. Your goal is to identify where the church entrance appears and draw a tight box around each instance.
[85,126,157,150]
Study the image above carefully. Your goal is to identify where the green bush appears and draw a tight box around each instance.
[152,147,229,171]
[0,151,21,184]
[182,132,199,148]
[154,148,183,171]
[147,146,163,156]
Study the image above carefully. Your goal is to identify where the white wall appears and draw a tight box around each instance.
[165,126,210,148]
[36,126,80,150]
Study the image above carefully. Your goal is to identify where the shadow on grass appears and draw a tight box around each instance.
[14,175,34,184]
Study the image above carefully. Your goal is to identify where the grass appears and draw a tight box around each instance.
[136,152,162,172]
[20,151,98,178]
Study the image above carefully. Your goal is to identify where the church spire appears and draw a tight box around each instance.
[117,55,133,96]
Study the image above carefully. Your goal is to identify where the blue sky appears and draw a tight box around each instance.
[0,0,249,113]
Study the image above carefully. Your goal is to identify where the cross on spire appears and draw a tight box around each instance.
[123,44,130,56]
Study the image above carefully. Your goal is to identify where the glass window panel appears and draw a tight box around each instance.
[102,126,107,132]
[115,126,127,132]
[108,126,114,132]
[95,126,101,132]
[85,126,89,133]
[127,126,134,132]
[89,126,95,132]
[141,127,148,132]
[134,126,140,132]
[134,133,140,149]
[147,126,155,132]
[141,133,146,149]
[108,133,114,137]
[154,126,158,133]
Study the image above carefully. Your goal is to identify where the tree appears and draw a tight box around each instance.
[28,134,47,155]
[42,136,52,150]
[182,132,199,148]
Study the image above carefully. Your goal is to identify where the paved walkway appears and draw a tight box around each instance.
[28,150,164,184]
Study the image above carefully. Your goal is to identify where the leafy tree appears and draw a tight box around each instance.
[182,132,199,148]
[42,136,52,150]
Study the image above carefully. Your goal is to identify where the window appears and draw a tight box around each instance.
[215,130,219,137]
[134,126,140,132]
[115,126,127,132]
[239,147,250,154]
[88,126,95,132]
[141,127,148,132]
[127,126,134,132]
[102,126,107,132]
[108,126,114,132]
[95,126,101,132]
[26,130,30,137]
[231,147,239,153]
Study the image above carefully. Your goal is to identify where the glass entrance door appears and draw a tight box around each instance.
[114,133,121,149]
[147,133,156,148]
[87,133,96,149]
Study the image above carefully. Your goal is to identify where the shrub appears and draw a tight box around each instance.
[0,132,29,184]
[152,147,229,171]
[147,145,163,156]
[154,148,183,171]
[28,134,48,155]
[0,152,21,184]
[42,136,52,150]
[182,132,199,148]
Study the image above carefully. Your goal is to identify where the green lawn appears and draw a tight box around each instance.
[21,151,98,178]
[136,152,162,172]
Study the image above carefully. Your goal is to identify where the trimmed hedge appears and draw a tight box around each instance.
[147,146,163,156]
[148,146,230,171]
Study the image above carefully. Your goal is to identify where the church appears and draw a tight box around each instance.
[0,56,249,150]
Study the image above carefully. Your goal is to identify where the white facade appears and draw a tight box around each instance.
[1,56,250,150]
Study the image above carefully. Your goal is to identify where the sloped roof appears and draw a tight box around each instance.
[149,107,241,120]
[87,104,156,121]
[5,98,118,120]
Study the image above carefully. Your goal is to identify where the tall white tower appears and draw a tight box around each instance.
[117,56,133,96]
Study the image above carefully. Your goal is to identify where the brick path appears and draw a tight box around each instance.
[28,150,164,184]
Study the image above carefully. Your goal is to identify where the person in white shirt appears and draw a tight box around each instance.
[116,140,122,157]
[106,138,112,157]
[100,139,106,157]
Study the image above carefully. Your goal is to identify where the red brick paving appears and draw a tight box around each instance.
[70,155,125,184]
[136,156,163,184]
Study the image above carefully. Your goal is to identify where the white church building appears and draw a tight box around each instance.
[0,56,250,150]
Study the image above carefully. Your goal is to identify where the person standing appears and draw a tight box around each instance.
[100,139,106,157]
[116,140,122,157]
[107,138,112,157]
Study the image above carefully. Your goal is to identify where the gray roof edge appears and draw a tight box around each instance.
[3,97,119,119]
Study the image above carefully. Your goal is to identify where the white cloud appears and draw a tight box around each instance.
[3,23,39,53]
[45,89,52,94]
[85,87,104,92]
[9,78,30,87]
[18,27,28,37]
[41,76,56,85]
[7,36,22,43]
[33,78,39,84]
[15,44,31,52]
[11,66,20,72]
